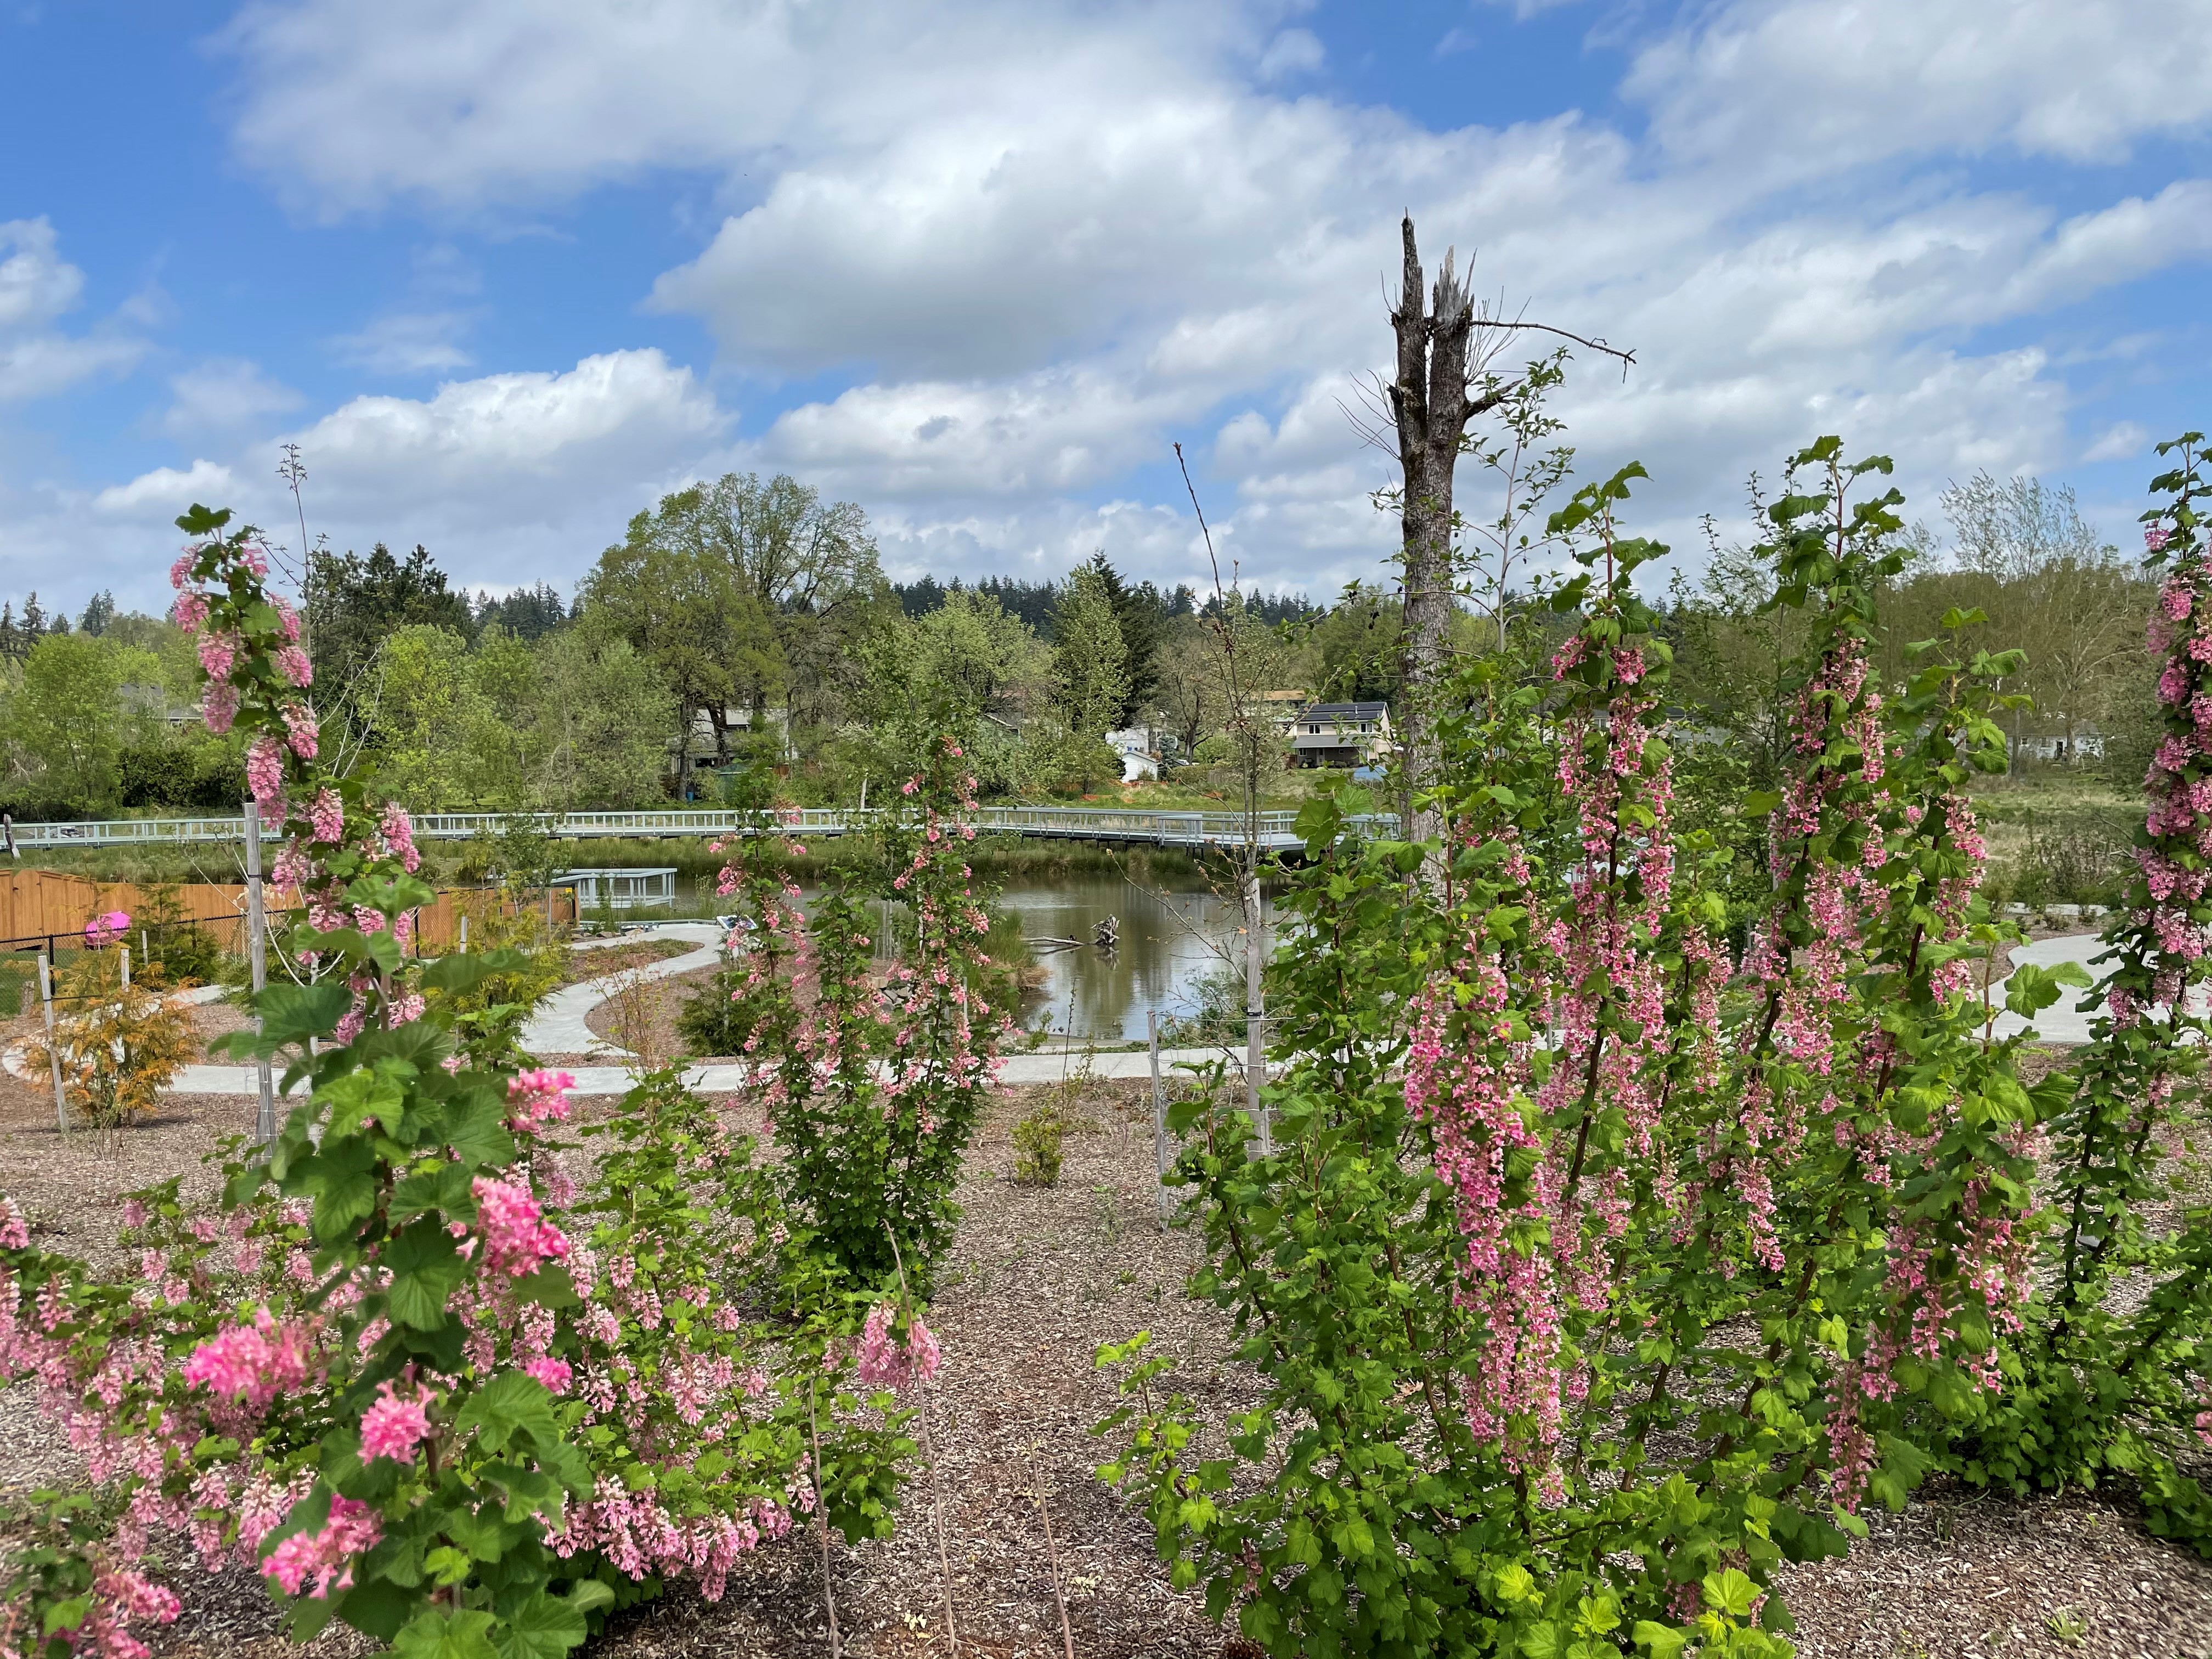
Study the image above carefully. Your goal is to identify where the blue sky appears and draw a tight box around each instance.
[2,0,2206,619]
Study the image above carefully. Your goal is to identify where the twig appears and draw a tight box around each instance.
[1030,1443,1077,1659]
[806,1389,843,1659]
[885,1224,960,1658]
[1473,315,1634,370]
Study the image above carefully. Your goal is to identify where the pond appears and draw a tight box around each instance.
[994,873,1265,1042]
[770,871,1276,1043]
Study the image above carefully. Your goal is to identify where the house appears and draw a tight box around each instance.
[2012,729,2106,764]
[1105,726,1160,782]
[119,682,201,727]
[1279,701,1393,769]
[668,706,789,794]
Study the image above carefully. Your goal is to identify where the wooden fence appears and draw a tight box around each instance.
[0,870,573,955]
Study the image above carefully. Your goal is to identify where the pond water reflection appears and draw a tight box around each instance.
[994,874,1262,1041]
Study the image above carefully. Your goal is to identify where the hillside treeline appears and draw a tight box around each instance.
[0,465,2155,823]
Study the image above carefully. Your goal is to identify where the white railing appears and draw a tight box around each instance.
[11,805,1400,851]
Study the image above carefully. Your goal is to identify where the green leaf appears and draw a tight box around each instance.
[1491,1562,1538,1605]
[331,1575,417,1640]
[458,1370,563,1455]
[257,981,356,1047]
[1703,1568,1758,1618]
[41,1598,91,1635]
[2005,961,2092,1019]
[421,947,533,993]
[382,1222,468,1330]
[1632,1621,1688,1659]
[441,1090,517,1170]
[387,1163,475,1227]
[297,1137,381,1241]
[493,1592,588,1659]
[392,1609,500,1659]
[514,1263,580,1311]
[566,1581,615,1617]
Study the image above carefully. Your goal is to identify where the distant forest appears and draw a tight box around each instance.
[889,573,1321,634]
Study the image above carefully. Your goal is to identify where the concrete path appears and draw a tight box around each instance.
[518,921,726,1058]
[146,931,2126,1099]
[1986,932,2113,1045]
[3,982,229,1085]
[161,1043,1252,1097]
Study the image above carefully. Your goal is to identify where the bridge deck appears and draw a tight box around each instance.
[9,805,1394,853]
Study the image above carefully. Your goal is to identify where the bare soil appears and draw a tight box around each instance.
[4,1062,2211,1658]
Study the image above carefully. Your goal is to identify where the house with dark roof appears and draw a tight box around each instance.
[1278,701,1392,769]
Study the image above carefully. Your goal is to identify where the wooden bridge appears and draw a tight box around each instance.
[9,805,1397,854]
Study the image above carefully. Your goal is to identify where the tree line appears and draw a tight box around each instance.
[0,458,2162,824]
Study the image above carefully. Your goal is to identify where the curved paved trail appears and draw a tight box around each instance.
[145,930,2122,1099]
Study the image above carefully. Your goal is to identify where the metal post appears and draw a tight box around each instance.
[244,801,276,1143]
[119,946,129,989]
[1147,1008,1171,1229]
[38,953,68,1132]
[1244,870,1269,1155]
[459,913,469,953]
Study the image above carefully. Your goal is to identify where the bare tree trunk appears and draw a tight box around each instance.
[1389,216,1478,851]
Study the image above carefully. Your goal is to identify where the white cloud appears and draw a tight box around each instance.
[161,359,304,435]
[1256,27,1323,81]
[1480,0,1585,19]
[0,218,83,331]
[277,348,725,537]
[330,309,477,375]
[93,460,239,517]
[159,0,2212,595]
[2084,421,2149,464]
[1626,0,2212,176]
[0,217,145,402]
[41,351,729,610]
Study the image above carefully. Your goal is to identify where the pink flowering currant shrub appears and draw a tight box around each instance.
[1962,432,2212,1547]
[1102,444,2062,1658]
[0,507,917,1659]
[704,738,1010,1295]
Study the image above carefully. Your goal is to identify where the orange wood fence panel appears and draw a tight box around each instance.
[0,870,572,951]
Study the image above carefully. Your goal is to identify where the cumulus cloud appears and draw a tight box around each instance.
[0,218,145,402]
[52,350,730,609]
[1626,0,2212,176]
[142,0,2212,595]
[93,460,240,518]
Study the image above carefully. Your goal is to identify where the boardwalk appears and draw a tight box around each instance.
[8,804,1390,853]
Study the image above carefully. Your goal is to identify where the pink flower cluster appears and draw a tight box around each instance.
[182,1308,317,1414]
[0,1565,182,1659]
[852,1300,942,1393]
[359,1378,434,1463]
[471,1176,571,1277]
[262,1495,382,1599]
[246,735,286,808]
[549,1480,792,1603]
[506,1069,575,1133]
[281,700,318,758]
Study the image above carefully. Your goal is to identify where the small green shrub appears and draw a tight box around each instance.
[1012,1102,1066,1186]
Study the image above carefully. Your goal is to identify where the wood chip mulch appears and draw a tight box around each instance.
[559,939,697,988]
[5,1062,2212,1658]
